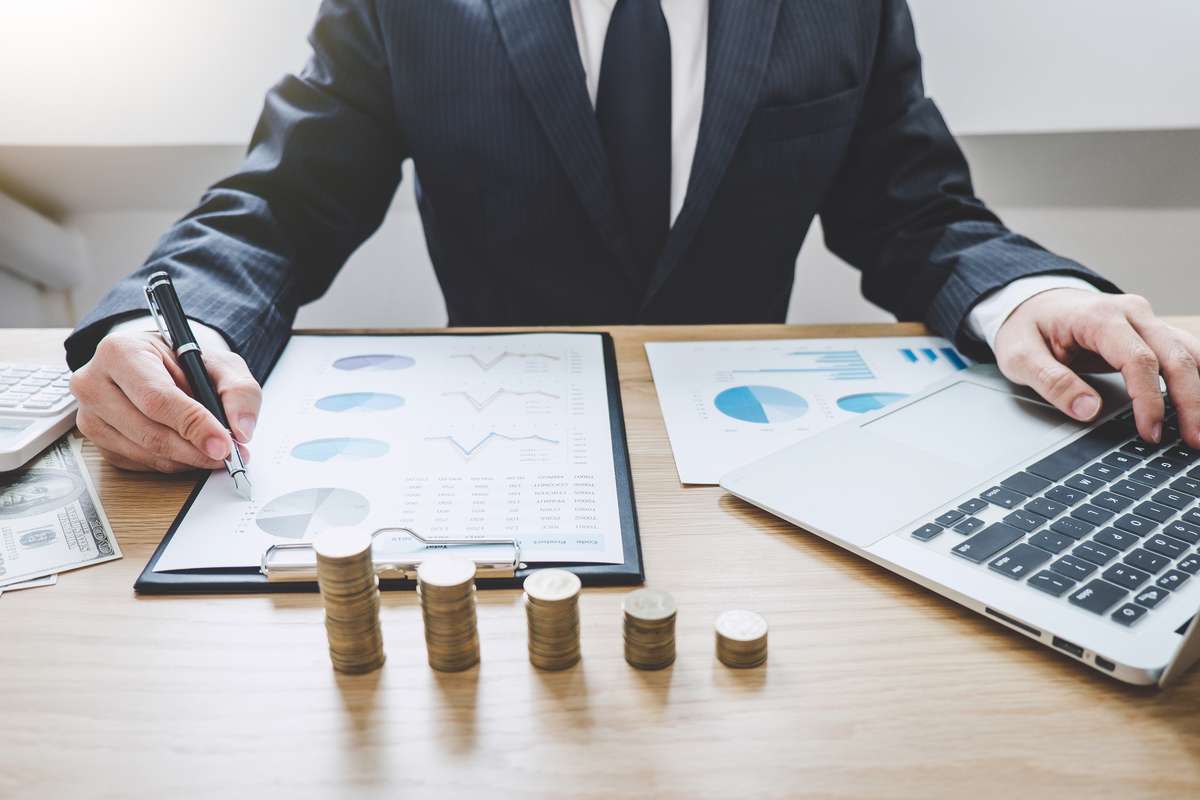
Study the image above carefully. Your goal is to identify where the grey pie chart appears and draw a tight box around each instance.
[255,488,371,538]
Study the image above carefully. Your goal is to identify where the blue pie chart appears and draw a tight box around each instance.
[315,392,405,412]
[333,354,415,371]
[714,385,809,424]
[837,392,908,414]
[292,437,390,462]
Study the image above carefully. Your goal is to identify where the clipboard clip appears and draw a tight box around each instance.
[260,526,524,583]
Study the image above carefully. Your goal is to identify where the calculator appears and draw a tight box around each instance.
[0,362,78,471]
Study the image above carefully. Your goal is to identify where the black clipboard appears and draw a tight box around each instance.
[134,331,644,594]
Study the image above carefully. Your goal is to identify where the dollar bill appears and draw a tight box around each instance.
[0,436,121,588]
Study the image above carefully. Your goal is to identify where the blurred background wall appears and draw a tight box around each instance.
[1,0,1198,331]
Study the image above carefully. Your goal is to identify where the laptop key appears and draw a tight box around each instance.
[958,497,988,515]
[1029,570,1077,597]
[1051,555,1097,581]
[1023,497,1066,519]
[1071,504,1115,526]
[1110,479,1152,500]
[953,516,985,534]
[1050,517,1094,540]
[981,486,1026,510]
[1181,508,1200,527]
[1102,563,1152,590]
[952,523,1024,564]
[1143,534,1188,560]
[1151,489,1192,510]
[1170,477,1200,496]
[1165,446,1200,464]
[1030,530,1073,554]
[1026,420,1131,482]
[1111,602,1149,627]
[1065,475,1103,494]
[1091,491,1132,512]
[1069,579,1129,615]
[1094,527,1139,551]
[1132,501,1174,523]
[1114,514,1156,536]
[1145,457,1185,475]
[1084,463,1121,482]
[1073,540,1120,567]
[1129,468,1171,487]
[1177,554,1200,575]
[1133,586,1170,609]
[1045,485,1085,506]
[1122,440,1161,458]
[1003,510,1045,533]
[989,543,1053,580]
[1124,548,1170,574]
[1102,451,1140,470]
[1157,569,1190,591]
[935,509,966,526]
[912,523,943,541]
[1161,520,1200,545]
[1001,472,1052,496]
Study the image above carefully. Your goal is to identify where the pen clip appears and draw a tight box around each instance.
[144,284,173,349]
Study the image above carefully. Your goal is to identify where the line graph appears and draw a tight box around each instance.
[442,388,560,411]
[425,432,560,458]
[451,352,561,371]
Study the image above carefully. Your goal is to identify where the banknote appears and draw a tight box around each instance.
[0,573,57,596]
[0,436,120,588]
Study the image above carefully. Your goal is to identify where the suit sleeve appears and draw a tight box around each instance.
[64,0,404,379]
[818,0,1119,361]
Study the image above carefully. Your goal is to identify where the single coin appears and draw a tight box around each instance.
[312,528,373,561]
[417,554,477,588]
[622,588,676,621]
[715,609,768,642]
[524,569,582,603]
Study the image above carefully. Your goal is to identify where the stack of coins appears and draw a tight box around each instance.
[714,609,768,668]
[313,529,386,674]
[524,569,582,671]
[416,554,480,672]
[622,588,677,670]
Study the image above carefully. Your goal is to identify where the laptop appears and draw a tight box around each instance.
[721,364,1200,686]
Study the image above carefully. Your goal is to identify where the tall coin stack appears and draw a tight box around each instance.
[313,529,386,675]
[416,554,480,672]
[622,588,677,670]
[523,569,582,671]
[714,609,768,668]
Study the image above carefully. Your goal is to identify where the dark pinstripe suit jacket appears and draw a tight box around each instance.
[66,0,1115,378]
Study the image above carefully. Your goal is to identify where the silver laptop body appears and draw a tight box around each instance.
[721,365,1200,686]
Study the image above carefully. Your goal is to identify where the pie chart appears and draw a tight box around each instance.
[291,437,390,462]
[713,385,809,424]
[837,392,908,414]
[255,488,371,538]
[333,354,415,371]
[315,392,405,412]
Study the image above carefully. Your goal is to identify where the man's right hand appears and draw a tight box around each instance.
[70,331,261,473]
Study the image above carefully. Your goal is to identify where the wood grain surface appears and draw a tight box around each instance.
[2,323,1198,799]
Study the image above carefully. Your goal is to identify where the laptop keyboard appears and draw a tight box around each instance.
[911,405,1199,628]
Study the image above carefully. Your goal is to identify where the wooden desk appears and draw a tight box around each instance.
[3,323,1199,799]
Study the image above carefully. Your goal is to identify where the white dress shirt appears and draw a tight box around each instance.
[110,0,1097,350]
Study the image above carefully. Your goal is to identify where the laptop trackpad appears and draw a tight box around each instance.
[863,381,1069,470]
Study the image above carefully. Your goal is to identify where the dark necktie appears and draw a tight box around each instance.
[595,0,672,281]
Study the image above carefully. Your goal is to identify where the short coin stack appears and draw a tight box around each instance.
[622,588,677,670]
[523,569,582,671]
[714,609,768,668]
[313,529,386,674]
[416,554,480,672]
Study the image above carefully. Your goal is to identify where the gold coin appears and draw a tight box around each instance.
[622,589,676,622]
[312,528,374,561]
[523,569,582,603]
[715,609,767,642]
[417,554,476,588]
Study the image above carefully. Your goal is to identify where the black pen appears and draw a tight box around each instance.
[144,271,253,500]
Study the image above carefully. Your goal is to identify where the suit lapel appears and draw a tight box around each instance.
[489,0,640,289]
[641,0,782,309]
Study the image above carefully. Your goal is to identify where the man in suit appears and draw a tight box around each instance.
[66,0,1200,473]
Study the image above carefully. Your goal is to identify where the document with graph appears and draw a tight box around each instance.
[646,337,973,484]
[153,333,628,572]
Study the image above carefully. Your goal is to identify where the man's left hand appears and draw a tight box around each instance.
[993,288,1200,448]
